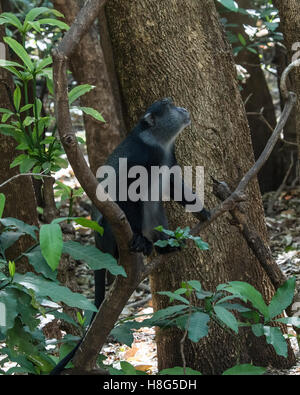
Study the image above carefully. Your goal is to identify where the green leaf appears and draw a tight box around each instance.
[8,260,17,278]
[1,112,13,123]
[214,305,238,333]
[13,86,21,111]
[24,7,63,24]
[0,231,25,251]
[158,291,189,305]
[10,154,27,168]
[0,12,23,30]
[0,288,18,333]
[13,272,97,312]
[0,107,13,114]
[68,84,94,105]
[38,18,69,31]
[53,157,68,169]
[226,281,269,318]
[218,0,238,12]
[110,322,135,347]
[191,236,209,250]
[186,280,202,292]
[79,107,105,123]
[0,193,5,218]
[0,59,24,69]
[154,240,169,248]
[263,326,287,357]
[195,289,213,300]
[120,361,138,375]
[62,241,126,277]
[238,33,247,46]
[160,366,202,375]
[23,245,57,281]
[188,312,210,342]
[0,124,20,139]
[246,47,258,54]
[0,217,38,240]
[151,304,188,323]
[19,157,37,173]
[40,223,63,271]
[275,317,300,328]
[36,56,52,73]
[268,277,296,320]
[3,37,34,72]
[222,364,266,375]
[74,218,104,235]
[20,104,33,113]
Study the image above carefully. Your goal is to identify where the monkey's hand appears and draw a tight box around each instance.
[194,207,211,222]
[129,233,153,256]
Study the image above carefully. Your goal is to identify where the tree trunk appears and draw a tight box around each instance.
[53,0,122,174]
[0,0,38,271]
[105,0,295,374]
[224,0,286,193]
[273,0,300,182]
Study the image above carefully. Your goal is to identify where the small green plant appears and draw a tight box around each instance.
[54,181,84,217]
[0,8,105,178]
[110,277,300,374]
[0,195,126,374]
[154,225,209,250]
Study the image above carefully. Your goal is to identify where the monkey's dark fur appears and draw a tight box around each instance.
[50,98,209,375]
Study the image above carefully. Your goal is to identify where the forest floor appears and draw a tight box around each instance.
[58,165,300,375]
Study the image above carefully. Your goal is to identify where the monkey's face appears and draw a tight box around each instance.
[142,98,191,144]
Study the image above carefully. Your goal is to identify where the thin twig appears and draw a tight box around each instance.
[0,171,51,189]
[247,109,297,147]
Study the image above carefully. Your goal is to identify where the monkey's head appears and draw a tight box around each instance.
[140,98,191,144]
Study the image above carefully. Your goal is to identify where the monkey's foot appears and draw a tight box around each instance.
[129,234,153,256]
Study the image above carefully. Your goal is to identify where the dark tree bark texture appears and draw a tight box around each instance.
[105,0,295,374]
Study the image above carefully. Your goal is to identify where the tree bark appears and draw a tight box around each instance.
[105,0,295,374]
[273,0,300,181]
[52,0,122,174]
[224,0,286,193]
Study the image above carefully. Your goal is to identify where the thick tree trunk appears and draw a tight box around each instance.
[53,0,122,174]
[273,0,300,182]
[224,0,286,193]
[105,0,295,374]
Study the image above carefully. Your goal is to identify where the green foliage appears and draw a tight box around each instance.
[54,182,84,217]
[108,361,147,376]
[0,203,126,374]
[160,366,202,375]
[218,0,282,59]
[111,277,299,365]
[154,226,209,250]
[0,8,104,178]
[222,364,266,375]
[217,0,239,12]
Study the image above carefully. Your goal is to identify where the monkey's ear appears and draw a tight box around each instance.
[143,112,155,127]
